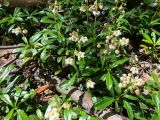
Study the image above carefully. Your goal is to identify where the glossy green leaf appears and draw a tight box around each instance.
[17,109,30,120]
[36,109,43,119]
[151,32,156,44]
[60,73,77,89]
[0,94,14,107]
[29,115,39,120]
[124,95,139,101]
[4,109,14,120]
[0,65,14,83]
[110,58,129,69]
[112,76,122,94]
[123,101,134,120]
[106,72,113,90]
[64,109,72,120]
[40,49,47,62]
[95,97,115,110]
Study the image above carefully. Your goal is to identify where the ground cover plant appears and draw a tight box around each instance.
[0,0,160,120]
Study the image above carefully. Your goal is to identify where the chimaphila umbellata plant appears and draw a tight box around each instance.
[0,0,160,120]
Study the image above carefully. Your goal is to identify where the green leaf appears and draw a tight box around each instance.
[64,109,72,120]
[17,109,30,120]
[4,75,20,93]
[151,92,160,112]
[151,32,156,44]
[82,68,100,77]
[40,49,47,62]
[115,101,120,112]
[60,73,77,89]
[124,95,139,101]
[151,72,159,82]
[0,65,14,83]
[142,33,153,44]
[123,101,134,120]
[22,37,28,44]
[112,76,122,94]
[4,108,14,120]
[110,58,129,69]
[0,94,14,107]
[29,115,39,120]
[150,18,160,26]
[106,72,113,90]
[139,102,149,110]
[29,32,42,44]
[95,97,115,110]
[54,95,61,108]
[36,109,43,119]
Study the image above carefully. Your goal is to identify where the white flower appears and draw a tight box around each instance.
[79,5,86,12]
[45,106,60,120]
[118,83,123,88]
[119,37,129,46]
[69,31,79,42]
[86,80,95,88]
[130,67,139,74]
[12,27,21,35]
[62,102,71,109]
[115,49,120,54]
[113,30,121,37]
[22,29,28,34]
[92,10,100,16]
[109,44,116,50]
[79,36,88,43]
[65,58,73,65]
[52,8,58,14]
[75,51,85,61]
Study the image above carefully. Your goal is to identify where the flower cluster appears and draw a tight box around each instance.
[75,51,85,61]
[104,30,129,55]
[50,0,63,14]
[112,30,122,37]
[65,57,73,65]
[12,27,28,35]
[69,31,88,43]
[119,37,129,46]
[129,54,139,64]
[113,1,126,13]
[45,107,60,120]
[45,98,60,120]
[79,5,87,12]
[119,66,145,95]
[88,1,103,16]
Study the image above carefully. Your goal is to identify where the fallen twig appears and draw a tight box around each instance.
[0,45,20,49]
